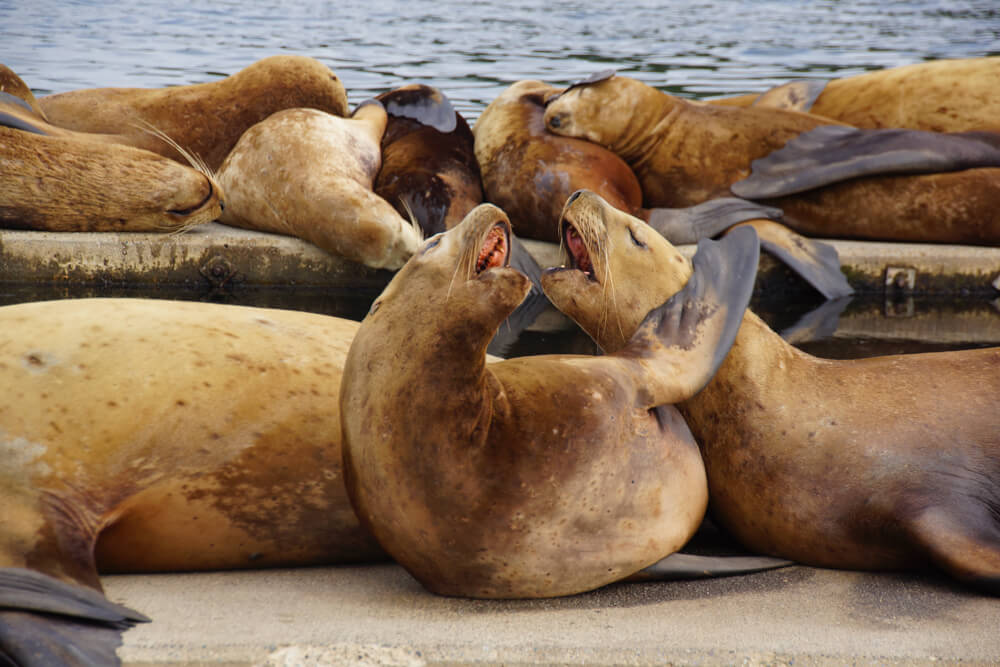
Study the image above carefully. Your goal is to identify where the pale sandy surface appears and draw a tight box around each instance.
[105,562,1000,666]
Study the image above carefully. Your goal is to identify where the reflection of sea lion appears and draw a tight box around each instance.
[544,74,1000,244]
[374,84,483,236]
[341,203,761,599]
[39,55,350,171]
[473,80,643,243]
[0,108,223,232]
[713,57,1000,133]
[0,299,385,663]
[216,103,421,270]
[542,190,1000,595]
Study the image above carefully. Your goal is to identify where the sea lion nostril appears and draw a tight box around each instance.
[565,190,583,206]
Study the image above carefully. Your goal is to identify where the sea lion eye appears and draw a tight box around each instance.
[628,227,647,248]
[368,300,381,316]
[421,234,443,254]
[548,114,562,129]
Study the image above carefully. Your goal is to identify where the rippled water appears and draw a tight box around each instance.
[5,0,1000,121]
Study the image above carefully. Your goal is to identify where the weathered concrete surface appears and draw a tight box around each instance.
[2,224,1000,296]
[105,563,1000,666]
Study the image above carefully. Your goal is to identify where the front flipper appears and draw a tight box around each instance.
[644,198,783,245]
[908,506,1000,596]
[377,85,458,134]
[0,567,149,666]
[619,226,760,406]
[489,234,550,357]
[728,219,853,299]
[751,79,828,112]
[0,108,50,135]
[731,125,1000,199]
[628,552,794,582]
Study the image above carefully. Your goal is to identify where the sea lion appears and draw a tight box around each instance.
[541,190,1000,595]
[374,84,483,237]
[712,56,1000,133]
[1,63,48,119]
[215,102,421,270]
[340,202,762,599]
[543,73,1000,244]
[0,108,223,232]
[39,55,350,171]
[0,299,385,663]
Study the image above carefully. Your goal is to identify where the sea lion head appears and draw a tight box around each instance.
[543,72,632,145]
[365,202,531,339]
[541,189,692,353]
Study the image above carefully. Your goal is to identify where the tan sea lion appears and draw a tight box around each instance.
[374,84,483,237]
[541,190,1000,595]
[543,73,1000,244]
[215,102,421,270]
[39,55,350,171]
[712,56,1000,133]
[340,202,763,599]
[0,111,223,233]
[0,299,385,663]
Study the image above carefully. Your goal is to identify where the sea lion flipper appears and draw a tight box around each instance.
[908,507,1000,596]
[0,108,49,135]
[729,219,853,300]
[488,234,550,357]
[0,567,149,666]
[377,85,457,134]
[629,552,794,582]
[751,79,827,112]
[731,125,1000,199]
[646,198,783,245]
[622,226,760,406]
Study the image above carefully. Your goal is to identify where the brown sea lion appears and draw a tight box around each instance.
[541,190,1000,595]
[340,202,763,599]
[0,299,385,663]
[0,109,223,233]
[38,55,349,171]
[215,102,421,270]
[374,84,483,237]
[543,73,1000,244]
[713,57,1000,133]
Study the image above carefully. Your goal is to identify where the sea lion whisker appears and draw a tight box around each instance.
[133,118,214,179]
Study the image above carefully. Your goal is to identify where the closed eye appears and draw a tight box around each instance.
[420,233,443,254]
[628,227,647,248]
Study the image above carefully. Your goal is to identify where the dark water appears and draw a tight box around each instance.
[3,0,1000,355]
[5,0,1000,121]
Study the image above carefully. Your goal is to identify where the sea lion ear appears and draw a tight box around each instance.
[378,85,457,133]
[731,125,1000,199]
[547,69,617,103]
[620,225,759,407]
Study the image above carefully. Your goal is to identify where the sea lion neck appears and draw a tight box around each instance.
[610,86,682,170]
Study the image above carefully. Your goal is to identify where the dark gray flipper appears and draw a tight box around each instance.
[0,568,149,667]
[0,109,49,135]
[731,125,1000,199]
[631,552,794,582]
[0,91,36,114]
[622,226,760,405]
[779,295,853,344]
[646,198,783,245]
[488,234,550,357]
[377,85,457,133]
[751,79,828,112]
[546,69,617,103]
[730,219,853,300]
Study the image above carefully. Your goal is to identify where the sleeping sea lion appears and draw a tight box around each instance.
[0,299,386,664]
[0,101,223,232]
[340,202,763,599]
[712,56,1000,133]
[215,102,421,270]
[541,190,1000,595]
[374,84,483,237]
[39,55,349,171]
[543,73,1000,244]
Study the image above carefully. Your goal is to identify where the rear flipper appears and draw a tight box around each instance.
[731,125,1000,199]
[728,218,853,300]
[628,552,794,582]
[620,226,760,406]
[909,506,1000,596]
[0,567,149,666]
[644,198,783,245]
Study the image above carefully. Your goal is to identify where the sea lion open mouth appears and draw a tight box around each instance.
[562,219,595,281]
[476,221,510,274]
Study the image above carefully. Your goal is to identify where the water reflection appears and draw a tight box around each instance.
[4,0,999,120]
